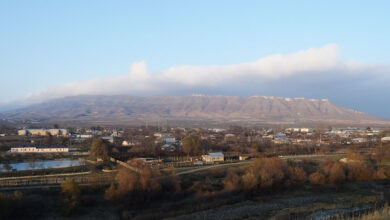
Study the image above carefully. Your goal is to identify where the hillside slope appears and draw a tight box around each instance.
[0,95,387,126]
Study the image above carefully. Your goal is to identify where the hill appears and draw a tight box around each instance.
[0,95,388,127]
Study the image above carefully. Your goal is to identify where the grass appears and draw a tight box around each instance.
[336,204,390,220]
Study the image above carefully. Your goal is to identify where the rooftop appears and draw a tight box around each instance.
[209,152,224,156]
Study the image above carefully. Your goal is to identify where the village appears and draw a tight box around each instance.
[1,125,390,170]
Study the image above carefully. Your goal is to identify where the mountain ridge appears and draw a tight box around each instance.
[0,94,388,127]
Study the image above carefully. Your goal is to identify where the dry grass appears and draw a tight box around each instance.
[336,204,390,220]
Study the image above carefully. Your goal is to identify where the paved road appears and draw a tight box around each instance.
[176,160,252,176]
[176,153,346,176]
[278,153,346,159]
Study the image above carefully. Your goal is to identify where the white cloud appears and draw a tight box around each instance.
[22,43,386,104]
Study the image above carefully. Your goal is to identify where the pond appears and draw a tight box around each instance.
[0,159,86,172]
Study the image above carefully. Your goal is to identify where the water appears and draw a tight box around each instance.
[0,160,86,172]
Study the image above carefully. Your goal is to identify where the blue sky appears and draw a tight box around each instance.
[1,1,390,117]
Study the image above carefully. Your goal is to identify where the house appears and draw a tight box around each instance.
[239,155,249,160]
[130,158,162,166]
[102,136,114,143]
[10,145,69,153]
[122,140,140,146]
[351,138,367,143]
[161,144,176,151]
[382,137,390,143]
[164,137,176,143]
[272,137,290,144]
[300,128,313,133]
[224,134,236,142]
[202,152,224,163]
[275,132,287,137]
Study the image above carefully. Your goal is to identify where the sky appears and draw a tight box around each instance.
[0,0,390,117]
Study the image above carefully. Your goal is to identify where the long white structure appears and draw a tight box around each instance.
[10,145,69,153]
[18,129,69,137]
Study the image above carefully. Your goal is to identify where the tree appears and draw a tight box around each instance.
[105,168,162,205]
[182,135,202,156]
[241,157,286,189]
[91,138,109,161]
[61,178,80,213]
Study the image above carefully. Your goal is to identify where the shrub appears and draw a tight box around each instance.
[346,162,375,181]
[309,172,326,185]
[376,166,390,179]
[285,166,307,186]
[61,178,80,214]
[320,160,346,184]
[223,170,241,191]
[0,191,23,219]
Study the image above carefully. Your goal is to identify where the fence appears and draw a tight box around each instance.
[0,172,114,187]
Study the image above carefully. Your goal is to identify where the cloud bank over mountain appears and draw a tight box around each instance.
[14,44,390,117]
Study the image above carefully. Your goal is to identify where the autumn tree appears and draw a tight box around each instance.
[242,157,286,189]
[91,138,109,161]
[105,167,163,205]
[61,178,80,214]
[182,135,202,156]
[346,162,374,181]
[320,160,346,184]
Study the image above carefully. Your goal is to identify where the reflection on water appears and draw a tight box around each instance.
[0,160,86,172]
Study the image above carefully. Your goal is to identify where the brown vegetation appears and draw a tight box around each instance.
[91,138,109,161]
[0,191,23,219]
[61,177,81,214]
[309,172,327,185]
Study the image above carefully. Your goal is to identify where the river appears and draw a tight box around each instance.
[0,159,86,172]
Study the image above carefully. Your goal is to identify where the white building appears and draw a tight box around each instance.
[382,137,390,142]
[351,138,367,143]
[10,145,69,153]
[164,137,176,143]
[18,129,69,137]
[102,136,114,143]
[161,144,176,151]
[202,152,224,163]
[122,140,140,146]
[300,128,313,133]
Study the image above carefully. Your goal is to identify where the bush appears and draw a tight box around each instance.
[0,191,23,219]
[223,170,241,191]
[309,172,326,185]
[320,160,346,184]
[346,162,375,181]
[285,166,307,186]
[241,157,286,189]
[376,166,390,179]
[61,178,81,214]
